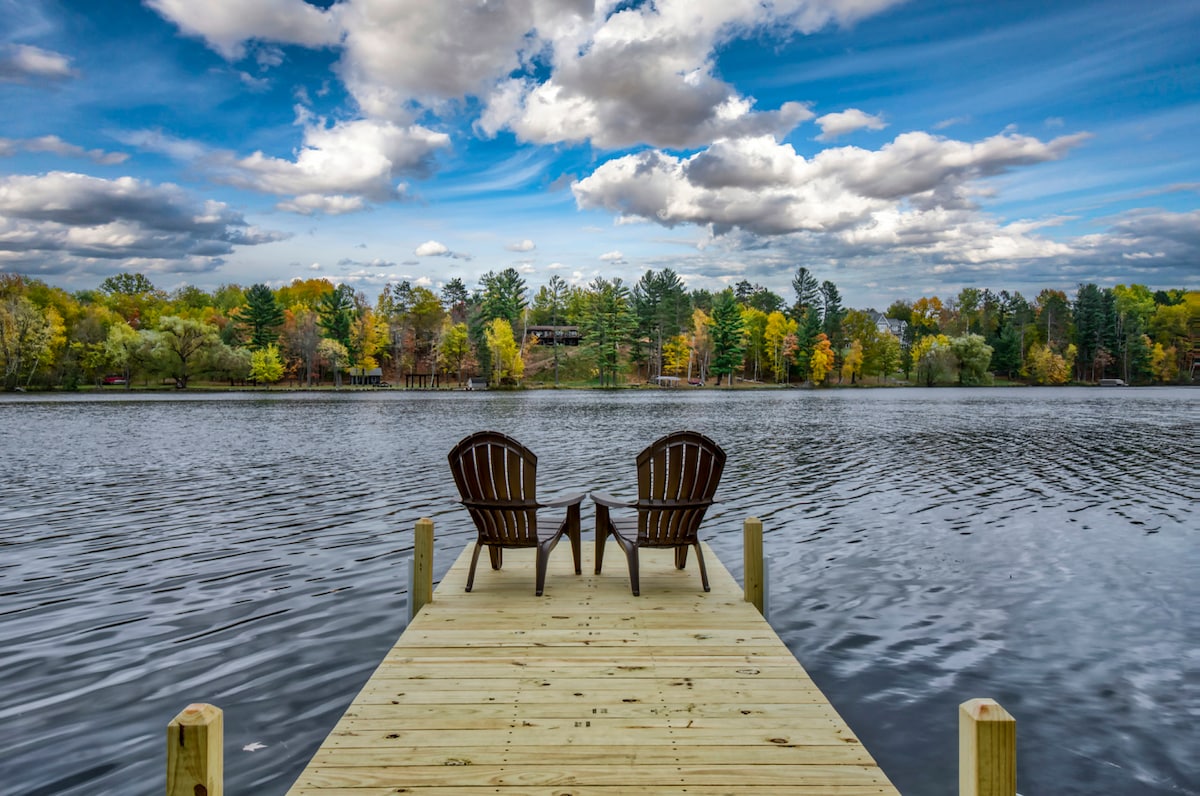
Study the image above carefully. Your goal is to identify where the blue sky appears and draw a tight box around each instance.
[1,0,1196,308]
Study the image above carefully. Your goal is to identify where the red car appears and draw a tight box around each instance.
[102,375,127,385]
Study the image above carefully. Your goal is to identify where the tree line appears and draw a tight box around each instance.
[0,269,1195,391]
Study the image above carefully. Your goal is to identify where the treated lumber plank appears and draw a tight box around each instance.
[283,541,899,795]
[295,763,892,788]
[306,744,873,767]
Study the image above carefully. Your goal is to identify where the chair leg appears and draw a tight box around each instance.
[466,542,482,592]
[693,542,710,592]
[489,546,503,570]
[626,546,640,597]
[594,507,609,574]
[535,540,557,596]
[675,545,688,570]
[567,506,582,575]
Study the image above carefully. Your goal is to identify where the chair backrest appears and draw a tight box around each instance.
[448,431,540,546]
[635,430,726,545]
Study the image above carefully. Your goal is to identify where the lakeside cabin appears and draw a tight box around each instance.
[346,366,383,386]
[525,325,581,346]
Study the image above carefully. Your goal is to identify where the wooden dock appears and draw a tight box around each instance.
[283,531,901,795]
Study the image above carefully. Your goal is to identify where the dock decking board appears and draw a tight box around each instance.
[286,541,900,795]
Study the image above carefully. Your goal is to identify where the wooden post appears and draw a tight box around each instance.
[412,517,434,617]
[959,698,1016,796]
[166,703,222,796]
[743,516,764,616]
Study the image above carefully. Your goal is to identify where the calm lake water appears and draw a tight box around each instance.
[1,386,1196,795]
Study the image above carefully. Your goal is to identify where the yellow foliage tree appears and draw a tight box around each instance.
[1150,343,1178,383]
[842,339,864,384]
[662,334,690,376]
[250,343,284,385]
[1026,342,1077,384]
[485,317,524,383]
[809,333,835,385]
[764,311,797,383]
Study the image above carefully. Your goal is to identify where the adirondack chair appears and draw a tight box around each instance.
[448,431,583,596]
[592,430,726,596]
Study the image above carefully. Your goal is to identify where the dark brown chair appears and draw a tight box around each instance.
[592,430,726,596]
[448,431,583,596]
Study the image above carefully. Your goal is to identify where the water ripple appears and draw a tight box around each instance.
[0,387,1196,795]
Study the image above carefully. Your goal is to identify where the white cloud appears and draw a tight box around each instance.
[0,172,286,276]
[506,239,535,252]
[815,108,887,141]
[576,130,1091,237]
[415,240,449,257]
[147,0,901,150]
[0,44,73,82]
[276,194,367,215]
[122,120,449,214]
[218,118,449,203]
[0,135,128,165]
[599,250,624,261]
[572,129,1103,274]
[145,0,341,60]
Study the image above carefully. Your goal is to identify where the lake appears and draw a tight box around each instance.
[0,386,1196,795]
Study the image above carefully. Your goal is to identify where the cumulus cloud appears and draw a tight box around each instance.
[0,135,127,165]
[0,44,73,82]
[148,0,902,149]
[145,0,340,60]
[599,250,625,262]
[506,239,535,252]
[575,130,1091,237]
[476,0,836,149]
[217,118,449,203]
[815,109,887,140]
[414,240,449,257]
[122,119,449,214]
[0,172,286,276]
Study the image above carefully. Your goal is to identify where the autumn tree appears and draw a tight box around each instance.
[317,338,349,388]
[104,321,153,388]
[1026,342,1077,384]
[250,344,284,386]
[690,308,712,384]
[912,333,954,386]
[484,317,524,384]
[1,295,62,390]
[841,340,864,384]
[740,305,768,382]
[763,311,797,383]
[100,272,165,329]
[809,333,835,385]
[950,333,994,385]
[436,319,471,385]
[154,315,219,388]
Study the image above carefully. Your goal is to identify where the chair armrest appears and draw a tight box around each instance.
[591,491,634,508]
[542,492,585,509]
[634,498,716,511]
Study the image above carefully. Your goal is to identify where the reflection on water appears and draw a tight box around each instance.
[1,387,1196,795]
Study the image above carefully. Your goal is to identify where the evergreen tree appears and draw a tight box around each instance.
[580,277,634,387]
[318,284,357,357]
[820,280,845,352]
[708,289,745,386]
[634,268,689,380]
[239,283,285,349]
